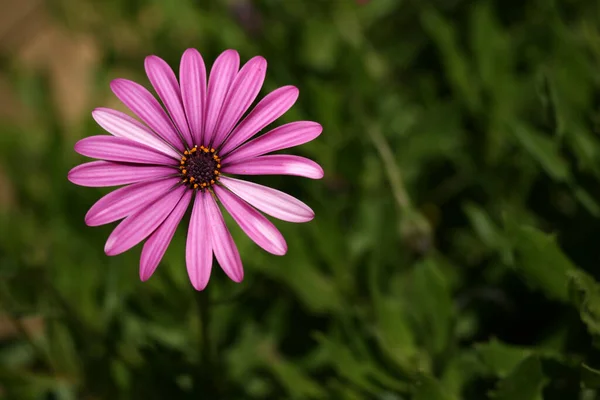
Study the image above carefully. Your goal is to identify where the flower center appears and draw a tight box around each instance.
[179,145,221,190]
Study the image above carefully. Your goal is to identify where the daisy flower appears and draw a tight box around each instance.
[68,49,323,290]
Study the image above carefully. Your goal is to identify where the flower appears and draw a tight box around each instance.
[68,49,323,290]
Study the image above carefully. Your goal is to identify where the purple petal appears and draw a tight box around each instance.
[140,189,192,281]
[104,185,186,256]
[85,178,178,226]
[68,161,173,187]
[219,176,314,222]
[186,192,213,290]
[204,191,244,283]
[219,86,298,155]
[224,121,322,165]
[75,136,176,165]
[110,78,184,150]
[214,185,287,255]
[180,48,207,146]
[211,56,267,148]
[222,155,324,179]
[145,56,194,148]
[92,108,180,159]
[204,50,240,146]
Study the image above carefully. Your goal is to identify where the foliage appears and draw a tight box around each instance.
[0,0,600,398]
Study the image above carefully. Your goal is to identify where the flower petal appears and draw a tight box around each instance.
[140,189,192,281]
[111,78,184,150]
[180,48,207,145]
[204,191,244,282]
[68,161,173,187]
[222,155,324,179]
[186,192,213,290]
[219,176,314,222]
[92,108,180,159]
[145,56,194,147]
[214,185,286,255]
[224,121,322,164]
[104,185,186,256]
[211,56,267,148]
[85,178,178,226]
[219,86,298,155]
[75,136,176,165]
[204,50,240,146]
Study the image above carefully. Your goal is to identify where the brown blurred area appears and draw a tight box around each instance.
[0,0,99,343]
[0,0,99,126]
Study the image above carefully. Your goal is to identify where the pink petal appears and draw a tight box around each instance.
[186,192,213,290]
[204,50,240,146]
[75,136,176,165]
[219,176,314,222]
[214,185,287,255]
[104,185,186,256]
[224,121,322,165]
[222,155,324,179]
[92,108,180,159]
[203,191,244,282]
[110,78,184,151]
[85,178,178,226]
[68,161,173,187]
[211,56,267,148]
[180,48,207,145]
[145,56,194,147]
[219,86,299,155]
[140,189,192,281]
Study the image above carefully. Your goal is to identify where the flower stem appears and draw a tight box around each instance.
[194,289,213,394]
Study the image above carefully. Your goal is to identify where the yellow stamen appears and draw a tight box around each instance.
[214,170,219,175]
[189,177,195,182]
[210,148,215,153]
[184,151,189,155]
[182,170,187,175]
[217,164,221,168]
[210,179,215,184]
[194,183,198,189]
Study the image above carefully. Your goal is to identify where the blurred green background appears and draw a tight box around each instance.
[1,0,600,398]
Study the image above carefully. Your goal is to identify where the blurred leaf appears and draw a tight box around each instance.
[581,364,600,389]
[421,7,479,111]
[441,350,484,398]
[509,123,570,181]
[490,356,547,400]
[373,296,420,371]
[506,224,575,302]
[568,270,600,338]
[413,375,457,400]
[409,258,454,355]
[475,339,532,378]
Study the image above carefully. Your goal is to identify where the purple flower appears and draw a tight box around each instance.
[68,49,323,290]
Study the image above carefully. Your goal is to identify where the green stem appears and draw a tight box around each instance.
[194,289,214,395]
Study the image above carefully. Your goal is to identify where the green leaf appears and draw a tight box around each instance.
[413,375,457,400]
[581,364,600,389]
[507,224,575,302]
[373,296,420,371]
[510,123,570,181]
[491,356,547,400]
[441,350,485,398]
[421,8,479,111]
[568,270,600,338]
[409,258,454,354]
[475,339,532,378]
